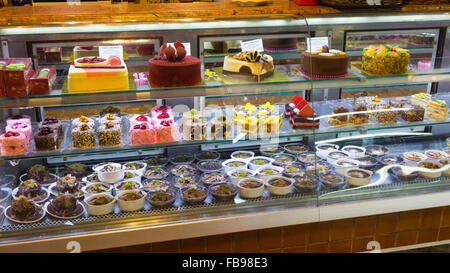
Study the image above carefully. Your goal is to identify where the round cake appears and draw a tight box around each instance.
[361,45,410,75]
[263,38,298,51]
[223,51,274,81]
[149,42,201,88]
[301,46,350,78]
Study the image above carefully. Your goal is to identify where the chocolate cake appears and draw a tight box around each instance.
[290,113,320,129]
[47,194,82,218]
[263,38,298,51]
[34,126,58,151]
[401,104,425,122]
[328,106,349,126]
[8,196,43,222]
[17,179,47,202]
[301,46,350,78]
[149,41,201,87]
[27,164,56,185]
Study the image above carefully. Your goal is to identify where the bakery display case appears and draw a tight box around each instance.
[0,6,449,252]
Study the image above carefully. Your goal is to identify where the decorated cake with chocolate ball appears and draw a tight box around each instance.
[39,116,62,136]
[34,126,59,151]
[285,94,319,129]
[301,45,350,78]
[223,50,274,82]
[149,41,201,87]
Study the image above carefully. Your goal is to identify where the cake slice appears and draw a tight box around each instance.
[328,106,349,126]
[401,104,425,122]
[72,124,96,148]
[0,131,27,155]
[411,93,431,109]
[426,100,448,120]
[155,120,179,143]
[130,123,155,145]
[98,121,122,146]
[5,122,32,142]
[34,126,58,151]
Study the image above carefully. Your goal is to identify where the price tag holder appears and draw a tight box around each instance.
[99,45,124,60]
[241,39,264,52]
[167,42,191,56]
[306,37,329,52]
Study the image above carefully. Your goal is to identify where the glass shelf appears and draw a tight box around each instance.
[0,57,449,109]
[2,96,449,161]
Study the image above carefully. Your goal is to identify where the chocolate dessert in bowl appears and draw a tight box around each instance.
[45,194,85,219]
[439,158,450,177]
[357,156,379,171]
[342,146,366,159]
[403,151,426,167]
[271,153,296,167]
[259,145,283,157]
[378,154,404,166]
[116,190,147,211]
[344,168,373,187]
[283,144,308,155]
[316,144,339,159]
[255,165,284,182]
[304,160,333,175]
[248,156,274,171]
[169,153,195,165]
[144,167,169,180]
[123,161,147,174]
[318,172,346,189]
[389,166,420,182]
[327,151,350,165]
[13,179,49,203]
[209,182,238,201]
[266,176,294,196]
[82,183,112,198]
[230,151,254,161]
[228,169,257,185]
[365,145,389,157]
[148,190,176,208]
[142,179,171,192]
[197,160,223,173]
[171,164,197,177]
[180,185,207,205]
[222,159,248,173]
[417,160,443,179]
[195,151,220,161]
[282,163,306,178]
[174,175,198,189]
[201,172,229,188]
[296,152,318,166]
[293,175,319,193]
[84,193,116,216]
[237,178,265,198]
[114,180,143,194]
[331,158,360,176]
[64,163,88,181]
[5,196,45,224]
[145,155,168,168]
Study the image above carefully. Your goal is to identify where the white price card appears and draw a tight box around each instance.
[306,37,329,52]
[167,42,191,56]
[99,45,124,60]
[241,39,264,52]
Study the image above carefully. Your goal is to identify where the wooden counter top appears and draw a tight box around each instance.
[0,2,448,27]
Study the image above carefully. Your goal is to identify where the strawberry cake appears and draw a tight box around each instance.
[0,131,27,155]
[5,122,32,142]
[148,41,201,87]
[130,115,152,128]
[155,120,179,143]
[130,123,155,145]
[151,105,172,117]
[285,94,319,129]
[7,115,31,127]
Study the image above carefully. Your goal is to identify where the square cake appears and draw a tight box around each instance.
[130,123,155,145]
[34,126,58,151]
[0,131,27,155]
[98,121,122,146]
[72,123,96,148]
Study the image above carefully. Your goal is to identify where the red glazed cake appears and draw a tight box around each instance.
[149,41,201,87]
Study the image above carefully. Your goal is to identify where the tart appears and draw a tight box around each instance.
[197,160,222,173]
[180,185,207,204]
[144,167,169,179]
[171,164,197,177]
[6,196,45,223]
[169,153,195,165]
[116,190,146,211]
[142,179,170,192]
[84,193,116,216]
[174,175,198,188]
[201,172,229,187]
[209,183,238,201]
[148,190,175,208]
[46,194,84,219]
[266,176,293,195]
[237,178,265,198]
[15,179,48,203]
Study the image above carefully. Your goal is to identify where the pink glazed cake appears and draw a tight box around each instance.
[6,115,31,127]
[155,120,179,143]
[151,105,172,118]
[130,115,151,128]
[0,131,27,155]
[5,122,32,142]
[130,123,155,145]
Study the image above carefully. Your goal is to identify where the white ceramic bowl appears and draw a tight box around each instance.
[342,146,366,159]
[84,193,116,216]
[417,160,443,179]
[439,158,450,177]
[344,168,373,187]
[81,183,113,198]
[327,150,351,165]
[227,169,257,185]
[116,190,147,211]
[114,181,143,193]
[237,178,265,198]
[222,159,248,174]
[123,161,147,174]
[255,165,284,182]
[248,156,274,171]
[95,163,124,184]
[265,176,294,196]
[332,158,360,176]
[230,151,255,161]
[403,151,426,167]
[316,144,339,159]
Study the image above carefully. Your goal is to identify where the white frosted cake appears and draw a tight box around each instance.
[223,51,274,81]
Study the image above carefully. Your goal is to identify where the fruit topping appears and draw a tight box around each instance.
[136,115,148,122]
[42,117,59,125]
[4,131,20,137]
[38,126,54,136]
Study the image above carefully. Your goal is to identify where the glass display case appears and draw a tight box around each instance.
[0,6,449,252]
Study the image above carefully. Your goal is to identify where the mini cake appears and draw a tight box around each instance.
[130,114,151,128]
[411,93,431,109]
[8,196,43,222]
[98,121,122,146]
[182,109,203,124]
[285,94,303,117]
[152,112,174,125]
[64,163,87,180]
[328,106,349,126]
[5,122,32,142]
[390,97,411,115]
[349,103,369,125]
[223,51,274,82]
[72,123,96,148]
[68,55,129,92]
[263,38,298,52]
[367,96,386,113]
[53,175,82,196]
[361,45,410,75]
[183,117,208,141]
[301,46,350,78]
[284,94,318,128]
[34,126,58,151]
[401,104,425,122]
[39,116,62,136]
[28,164,56,185]
[17,179,47,202]
[260,115,283,133]
[373,105,397,124]
[211,115,232,139]
[0,131,27,155]
[47,194,81,218]
[99,113,122,127]
[72,115,94,128]
[149,42,201,87]
[29,66,57,93]
[130,123,155,145]
[155,120,179,143]
[426,100,448,120]
[6,115,31,127]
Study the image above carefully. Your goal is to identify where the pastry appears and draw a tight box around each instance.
[361,45,410,75]
[263,38,298,52]
[373,105,397,124]
[155,120,179,143]
[34,126,58,151]
[401,104,425,122]
[328,106,349,126]
[4,58,33,97]
[130,115,151,128]
[72,123,96,148]
[349,103,369,125]
[0,131,27,155]
[301,46,350,78]
[149,42,201,87]
[130,123,155,145]
[426,100,448,120]
[100,106,121,118]
[64,163,87,180]
[150,105,172,118]
[223,51,274,82]
[98,121,122,146]
[5,122,32,142]
[99,113,121,127]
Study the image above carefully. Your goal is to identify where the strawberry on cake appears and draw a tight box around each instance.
[130,115,151,128]
[155,120,179,143]
[5,122,32,142]
[0,131,27,155]
[130,123,155,145]
[148,41,201,87]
